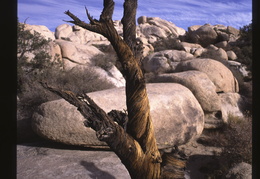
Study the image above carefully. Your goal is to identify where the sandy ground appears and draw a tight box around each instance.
[17,134,223,179]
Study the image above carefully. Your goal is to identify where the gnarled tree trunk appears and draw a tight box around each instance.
[41,0,186,178]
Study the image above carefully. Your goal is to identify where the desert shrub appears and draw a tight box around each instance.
[152,35,183,52]
[198,115,252,177]
[18,63,115,108]
[239,23,252,46]
[203,115,252,164]
[18,21,115,110]
[91,44,126,73]
[238,81,252,113]
[45,68,115,94]
[17,22,53,69]
[17,21,60,106]
[220,115,252,165]
[92,43,115,54]
[227,23,252,71]
[92,53,117,71]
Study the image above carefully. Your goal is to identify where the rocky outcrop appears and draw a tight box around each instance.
[18,20,252,179]
[55,39,103,68]
[32,98,106,147]
[137,16,186,44]
[22,17,250,90]
[55,24,107,44]
[70,65,125,87]
[24,40,63,64]
[22,23,125,86]
[55,24,72,40]
[175,58,239,93]
[215,41,228,48]
[187,24,219,47]
[226,50,238,60]
[142,50,193,73]
[225,162,252,179]
[179,42,202,53]
[145,58,241,129]
[24,24,55,40]
[227,61,250,78]
[219,92,246,123]
[151,71,221,112]
[20,16,250,146]
[185,24,240,48]
[32,83,204,148]
[201,46,228,61]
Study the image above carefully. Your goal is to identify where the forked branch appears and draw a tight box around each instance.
[62,1,163,178]
[55,0,187,178]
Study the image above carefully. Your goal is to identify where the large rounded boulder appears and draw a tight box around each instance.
[142,50,193,73]
[32,83,204,148]
[175,58,239,93]
[187,24,218,47]
[151,71,221,112]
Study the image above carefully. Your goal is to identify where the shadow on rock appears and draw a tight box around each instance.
[80,161,116,179]
[20,141,110,151]
[186,155,222,178]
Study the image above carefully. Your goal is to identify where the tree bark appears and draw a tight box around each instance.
[41,0,186,178]
[65,1,161,177]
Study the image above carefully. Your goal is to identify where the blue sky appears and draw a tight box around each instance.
[18,0,252,32]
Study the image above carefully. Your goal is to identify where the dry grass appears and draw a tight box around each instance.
[197,114,252,177]
[18,66,115,122]
[220,115,252,165]
[201,114,252,164]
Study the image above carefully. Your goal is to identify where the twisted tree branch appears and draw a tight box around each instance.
[50,0,187,178]
[39,81,157,177]
[62,1,163,178]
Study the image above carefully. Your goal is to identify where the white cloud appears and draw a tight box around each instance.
[18,0,252,31]
[214,12,252,28]
[137,0,252,29]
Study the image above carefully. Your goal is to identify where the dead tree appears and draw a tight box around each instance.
[41,0,186,178]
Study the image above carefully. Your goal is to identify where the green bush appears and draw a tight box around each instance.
[227,23,252,71]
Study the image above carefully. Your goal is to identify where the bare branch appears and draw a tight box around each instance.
[85,6,97,25]
[64,10,81,23]
[65,1,160,165]
[64,10,100,33]
[39,81,106,131]
[58,0,183,177]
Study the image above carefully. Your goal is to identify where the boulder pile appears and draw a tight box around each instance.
[18,15,252,179]
[20,16,250,147]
